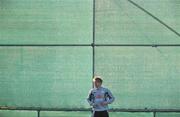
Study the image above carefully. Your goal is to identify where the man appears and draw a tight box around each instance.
[87,76,115,117]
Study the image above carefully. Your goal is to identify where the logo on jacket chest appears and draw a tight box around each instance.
[93,90,105,99]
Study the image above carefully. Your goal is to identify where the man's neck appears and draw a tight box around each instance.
[95,86,101,89]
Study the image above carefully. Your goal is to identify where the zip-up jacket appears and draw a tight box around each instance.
[87,86,115,111]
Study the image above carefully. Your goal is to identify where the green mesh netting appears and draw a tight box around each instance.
[0,47,92,108]
[0,0,92,44]
[0,0,180,116]
[95,47,180,109]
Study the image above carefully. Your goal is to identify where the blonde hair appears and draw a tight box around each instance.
[93,76,103,83]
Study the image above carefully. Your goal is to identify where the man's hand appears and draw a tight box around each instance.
[100,102,108,106]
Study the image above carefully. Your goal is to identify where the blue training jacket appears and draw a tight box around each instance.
[87,86,115,111]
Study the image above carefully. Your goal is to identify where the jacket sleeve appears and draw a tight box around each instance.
[87,89,95,106]
[105,88,115,104]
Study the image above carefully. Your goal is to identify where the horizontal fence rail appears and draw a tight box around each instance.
[1,106,180,112]
[0,44,180,47]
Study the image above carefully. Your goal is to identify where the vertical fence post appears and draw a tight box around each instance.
[37,110,40,117]
[92,0,96,88]
[153,111,156,117]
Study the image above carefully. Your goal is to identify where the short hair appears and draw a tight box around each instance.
[93,76,103,83]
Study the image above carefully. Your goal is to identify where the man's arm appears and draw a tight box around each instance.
[87,89,95,106]
[105,88,115,104]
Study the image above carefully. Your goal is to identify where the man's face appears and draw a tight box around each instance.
[94,80,102,88]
